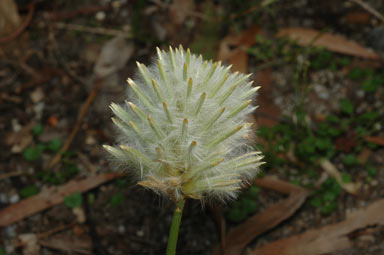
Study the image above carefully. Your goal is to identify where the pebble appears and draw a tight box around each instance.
[357,235,375,248]
[0,193,8,204]
[356,90,365,98]
[95,11,106,21]
[118,225,125,234]
[33,102,45,119]
[30,88,44,103]
[5,225,17,238]
[9,193,20,204]
[111,1,121,9]
[86,135,97,145]
[11,119,22,132]
[371,180,379,186]
[5,244,15,254]
[136,229,144,237]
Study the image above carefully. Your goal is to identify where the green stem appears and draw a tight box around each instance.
[166,199,185,255]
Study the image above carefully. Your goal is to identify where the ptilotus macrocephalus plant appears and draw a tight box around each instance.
[103,45,264,202]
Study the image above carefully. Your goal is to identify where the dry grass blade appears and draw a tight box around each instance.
[0,173,123,227]
[319,158,360,195]
[214,177,310,255]
[350,0,384,23]
[46,79,103,170]
[250,199,384,255]
[277,27,380,60]
[39,236,92,255]
[217,25,261,73]
[364,136,384,146]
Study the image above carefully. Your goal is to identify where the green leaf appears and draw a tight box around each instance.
[338,57,350,67]
[311,50,332,70]
[326,115,340,123]
[343,154,359,166]
[348,67,364,80]
[246,186,260,199]
[323,190,337,201]
[88,193,95,205]
[64,192,82,208]
[362,76,382,92]
[110,193,125,208]
[0,247,5,255]
[23,146,42,161]
[242,198,258,214]
[341,172,352,183]
[47,138,62,152]
[32,124,44,136]
[315,138,332,151]
[310,196,322,208]
[19,185,40,198]
[340,99,354,115]
[321,201,337,215]
[367,166,377,177]
[226,206,247,223]
[358,111,378,123]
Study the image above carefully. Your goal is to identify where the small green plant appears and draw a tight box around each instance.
[32,124,44,136]
[340,99,354,116]
[23,145,44,161]
[310,49,333,70]
[47,138,62,152]
[367,165,377,177]
[65,192,82,208]
[23,124,62,161]
[0,246,5,255]
[226,185,260,223]
[343,154,359,166]
[310,178,342,215]
[37,159,79,185]
[19,185,40,198]
[362,74,383,92]
[110,192,125,208]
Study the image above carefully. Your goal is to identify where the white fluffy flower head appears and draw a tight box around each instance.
[104,46,263,201]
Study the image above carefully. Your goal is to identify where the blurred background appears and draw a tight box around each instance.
[0,0,384,254]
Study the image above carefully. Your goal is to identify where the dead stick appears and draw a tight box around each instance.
[46,79,103,170]
[350,0,384,23]
[0,3,35,44]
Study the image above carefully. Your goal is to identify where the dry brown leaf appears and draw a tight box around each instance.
[250,199,384,255]
[319,158,360,195]
[0,0,20,36]
[93,36,134,79]
[253,176,305,194]
[169,0,194,26]
[214,177,310,255]
[39,235,92,255]
[277,27,380,60]
[217,25,261,73]
[357,147,372,164]
[0,173,123,227]
[364,136,384,146]
[5,121,35,146]
[19,233,40,255]
[254,69,280,127]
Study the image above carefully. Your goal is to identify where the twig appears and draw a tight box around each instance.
[215,177,310,255]
[13,222,76,248]
[46,79,103,170]
[54,22,132,38]
[350,0,384,23]
[0,171,24,181]
[0,3,35,44]
[0,173,123,227]
[49,5,111,21]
